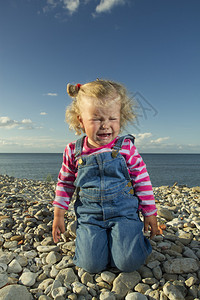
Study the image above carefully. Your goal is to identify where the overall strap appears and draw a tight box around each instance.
[112,134,135,158]
[74,136,86,158]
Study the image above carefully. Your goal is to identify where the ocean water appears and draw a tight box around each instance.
[0,153,200,187]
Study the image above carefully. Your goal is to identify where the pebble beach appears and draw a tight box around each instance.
[0,174,200,300]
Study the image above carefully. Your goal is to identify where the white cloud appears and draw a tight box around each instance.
[137,132,152,140]
[40,112,48,115]
[95,0,126,14]
[43,93,58,96]
[134,132,152,145]
[0,136,67,152]
[63,0,80,14]
[133,133,173,152]
[42,0,127,17]
[43,0,80,15]
[0,117,19,129]
[21,119,32,124]
[150,137,170,144]
[0,116,40,130]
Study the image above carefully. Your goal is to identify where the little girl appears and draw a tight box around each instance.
[52,79,158,273]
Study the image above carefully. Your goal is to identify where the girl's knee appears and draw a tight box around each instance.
[112,246,151,272]
[74,257,107,273]
[114,257,145,272]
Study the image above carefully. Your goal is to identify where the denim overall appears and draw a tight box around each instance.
[73,135,152,273]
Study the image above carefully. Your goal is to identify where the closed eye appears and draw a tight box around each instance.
[92,118,101,121]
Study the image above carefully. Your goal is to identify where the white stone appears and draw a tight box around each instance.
[72,281,88,295]
[19,271,38,286]
[38,278,54,290]
[7,259,22,273]
[51,286,67,298]
[101,271,116,284]
[125,292,148,300]
[24,250,38,258]
[36,245,60,252]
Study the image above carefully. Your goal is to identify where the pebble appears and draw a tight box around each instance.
[0,175,200,299]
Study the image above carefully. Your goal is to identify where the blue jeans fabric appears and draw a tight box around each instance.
[73,135,152,273]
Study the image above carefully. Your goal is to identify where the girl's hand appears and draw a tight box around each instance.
[52,217,65,243]
[52,207,66,243]
[144,215,158,239]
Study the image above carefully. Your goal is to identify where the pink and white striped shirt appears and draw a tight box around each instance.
[53,136,157,217]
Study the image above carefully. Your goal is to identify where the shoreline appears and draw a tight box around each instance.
[0,174,200,299]
[1,173,200,189]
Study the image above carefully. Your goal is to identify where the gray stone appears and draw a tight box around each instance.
[152,266,162,280]
[100,291,116,300]
[15,255,28,267]
[55,256,73,269]
[175,230,193,245]
[145,289,160,299]
[62,241,75,252]
[56,268,78,285]
[67,220,77,237]
[3,241,18,249]
[38,296,52,300]
[163,281,185,300]
[0,284,32,300]
[157,206,173,221]
[0,263,7,273]
[146,260,160,269]
[112,271,141,299]
[46,251,62,264]
[0,273,8,288]
[163,258,199,274]
[81,272,94,285]
[183,247,199,259]
[142,278,157,285]
[138,266,153,278]
[146,250,166,262]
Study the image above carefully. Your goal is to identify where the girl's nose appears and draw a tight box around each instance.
[101,122,108,129]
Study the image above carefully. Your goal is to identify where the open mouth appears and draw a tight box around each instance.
[97,133,111,138]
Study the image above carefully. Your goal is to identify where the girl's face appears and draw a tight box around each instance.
[78,96,121,148]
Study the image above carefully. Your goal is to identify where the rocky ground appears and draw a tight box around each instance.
[0,174,200,300]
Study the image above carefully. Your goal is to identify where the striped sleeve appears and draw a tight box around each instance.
[121,138,157,217]
[53,142,76,210]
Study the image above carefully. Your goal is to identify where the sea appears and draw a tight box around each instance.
[0,153,200,187]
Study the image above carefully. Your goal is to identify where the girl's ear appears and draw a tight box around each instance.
[77,115,84,129]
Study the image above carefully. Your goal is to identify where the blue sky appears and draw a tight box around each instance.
[0,0,200,153]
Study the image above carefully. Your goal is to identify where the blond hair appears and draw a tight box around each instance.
[66,79,136,135]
